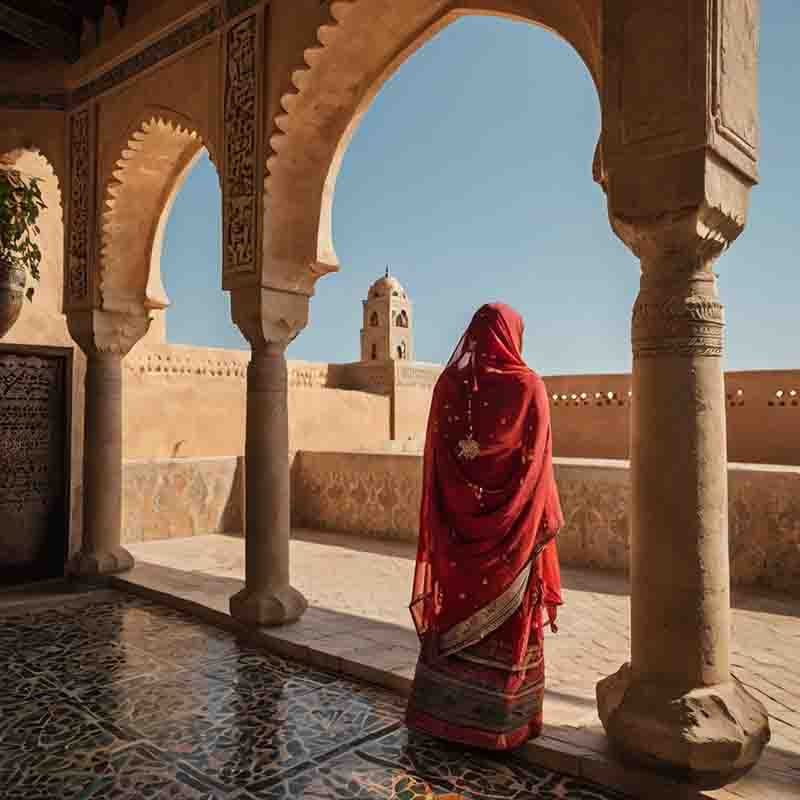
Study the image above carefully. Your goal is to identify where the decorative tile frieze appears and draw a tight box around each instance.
[72,7,223,107]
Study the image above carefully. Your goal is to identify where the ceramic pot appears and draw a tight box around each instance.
[0,259,26,338]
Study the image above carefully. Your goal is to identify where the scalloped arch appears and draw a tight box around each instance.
[0,146,65,248]
[0,130,67,197]
[263,0,601,282]
[99,110,219,315]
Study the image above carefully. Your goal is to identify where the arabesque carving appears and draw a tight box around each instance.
[67,110,91,303]
[223,15,259,276]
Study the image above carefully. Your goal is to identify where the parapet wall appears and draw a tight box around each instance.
[117,350,800,466]
[289,451,800,597]
[120,452,800,597]
[545,371,800,465]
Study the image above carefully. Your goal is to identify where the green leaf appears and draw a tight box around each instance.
[0,166,47,282]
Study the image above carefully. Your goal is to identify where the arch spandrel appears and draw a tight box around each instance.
[263,0,601,291]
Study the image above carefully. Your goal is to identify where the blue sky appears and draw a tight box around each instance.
[161,8,799,375]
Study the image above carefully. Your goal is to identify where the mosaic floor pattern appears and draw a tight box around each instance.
[0,588,632,799]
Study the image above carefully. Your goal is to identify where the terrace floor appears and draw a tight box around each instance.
[0,585,634,799]
[118,530,800,799]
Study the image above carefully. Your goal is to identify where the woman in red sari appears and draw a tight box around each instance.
[407,303,563,750]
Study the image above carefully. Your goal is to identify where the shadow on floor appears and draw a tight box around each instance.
[285,529,800,616]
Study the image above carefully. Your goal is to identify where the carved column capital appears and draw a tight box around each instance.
[612,204,735,361]
[66,309,151,358]
[230,287,309,354]
[610,202,742,278]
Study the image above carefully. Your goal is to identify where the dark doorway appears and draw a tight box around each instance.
[0,345,72,584]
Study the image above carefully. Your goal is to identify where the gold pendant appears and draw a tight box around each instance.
[457,436,480,461]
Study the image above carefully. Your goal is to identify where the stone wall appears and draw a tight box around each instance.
[291,451,422,540]
[290,452,800,597]
[1,152,85,558]
[348,369,800,466]
[123,456,242,543]
[545,372,800,465]
[123,344,391,459]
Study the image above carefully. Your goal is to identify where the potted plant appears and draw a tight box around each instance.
[0,166,46,338]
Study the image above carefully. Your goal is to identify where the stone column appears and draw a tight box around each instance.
[595,217,770,778]
[67,310,150,575]
[595,1,769,779]
[228,288,308,626]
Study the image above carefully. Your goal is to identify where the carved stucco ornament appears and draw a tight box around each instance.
[632,290,725,358]
[67,109,91,304]
[223,14,259,279]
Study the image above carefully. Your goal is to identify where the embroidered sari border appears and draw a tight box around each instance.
[456,645,544,673]
[439,561,533,656]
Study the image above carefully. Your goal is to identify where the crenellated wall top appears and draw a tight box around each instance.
[124,344,338,388]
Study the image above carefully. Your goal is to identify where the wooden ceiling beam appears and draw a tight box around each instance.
[0,1,80,62]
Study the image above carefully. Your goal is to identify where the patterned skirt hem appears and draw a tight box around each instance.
[405,706,542,751]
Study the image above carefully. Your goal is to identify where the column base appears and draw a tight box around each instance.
[69,546,135,577]
[230,584,308,626]
[596,663,770,784]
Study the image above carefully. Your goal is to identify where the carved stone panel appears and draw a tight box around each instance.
[620,1,692,145]
[714,0,759,159]
[67,109,91,304]
[223,14,259,278]
[0,347,70,582]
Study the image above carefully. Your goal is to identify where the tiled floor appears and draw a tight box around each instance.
[0,587,631,799]
[122,533,800,800]
[128,532,800,752]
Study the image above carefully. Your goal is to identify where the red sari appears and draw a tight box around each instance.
[407,303,563,750]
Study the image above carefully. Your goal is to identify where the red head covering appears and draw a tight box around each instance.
[410,303,563,660]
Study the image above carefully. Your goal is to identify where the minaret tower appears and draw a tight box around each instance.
[360,267,414,362]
